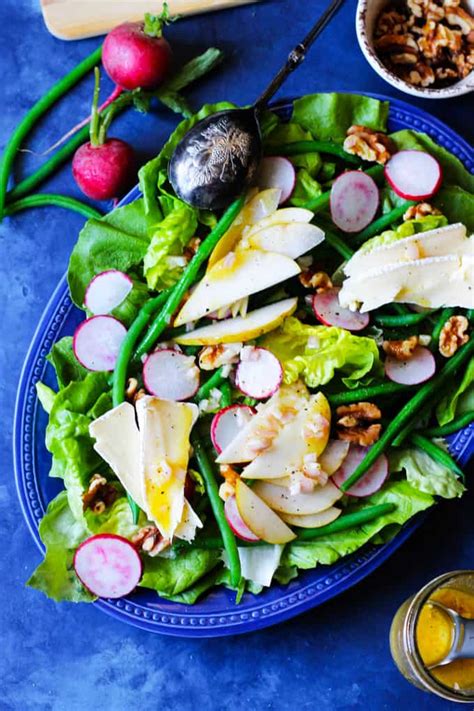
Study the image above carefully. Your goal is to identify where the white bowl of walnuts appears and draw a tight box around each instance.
[356,0,474,98]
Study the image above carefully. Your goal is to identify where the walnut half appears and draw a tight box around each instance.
[383,335,419,361]
[343,125,396,165]
[82,474,118,514]
[132,526,170,557]
[336,402,382,446]
[439,315,469,358]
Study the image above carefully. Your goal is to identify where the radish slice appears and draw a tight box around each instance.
[312,287,369,331]
[330,171,379,232]
[235,346,282,400]
[73,534,142,598]
[84,270,133,315]
[332,445,388,497]
[73,316,127,371]
[257,157,296,204]
[384,346,436,385]
[143,349,200,401]
[319,440,350,475]
[211,404,256,454]
[384,150,442,200]
[225,495,260,542]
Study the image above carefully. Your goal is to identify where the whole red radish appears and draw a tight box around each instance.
[102,8,173,90]
[72,68,135,201]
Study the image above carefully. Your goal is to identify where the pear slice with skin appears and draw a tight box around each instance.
[174,250,300,326]
[174,298,297,346]
[279,507,342,528]
[245,222,325,259]
[253,479,342,515]
[235,479,296,544]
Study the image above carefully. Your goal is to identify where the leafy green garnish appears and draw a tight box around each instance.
[140,546,222,597]
[433,185,474,233]
[358,213,448,256]
[390,448,465,499]
[47,337,89,387]
[436,357,474,426]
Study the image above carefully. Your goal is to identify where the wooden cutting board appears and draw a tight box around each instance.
[41,0,260,40]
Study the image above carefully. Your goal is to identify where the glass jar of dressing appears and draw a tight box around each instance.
[390,571,474,703]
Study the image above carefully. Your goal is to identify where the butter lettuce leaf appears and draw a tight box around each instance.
[436,357,474,425]
[261,317,380,387]
[289,168,323,206]
[282,481,434,570]
[433,185,474,234]
[390,448,465,499]
[144,202,198,289]
[140,546,221,597]
[27,492,95,603]
[292,93,389,143]
[265,121,322,175]
[357,213,448,256]
[391,130,474,193]
[47,337,89,388]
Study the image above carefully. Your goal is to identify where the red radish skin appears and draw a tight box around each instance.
[73,534,142,598]
[211,405,256,454]
[257,157,296,204]
[235,347,283,400]
[225,495,260,542]
[103,22,172,90]
[330,171,379,232]
[384,346,436,385]
[143,348,200,401]
[72,139,135,200]
[73,315,127,371]
[384,150,442,201]
[84,270,133,315]
[313,287,369,331]
[332,445,389,497]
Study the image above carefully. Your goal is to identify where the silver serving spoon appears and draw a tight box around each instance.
[426,601,474,669]
[168,0,346,210]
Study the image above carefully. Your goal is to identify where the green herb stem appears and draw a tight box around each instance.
[4,193,102,220]
[352,201,416,246]
[340,337,474,491]
[327,381,411,406]
[134,196,245,360]
[191,433,241,586]
[410,432,464,479]
[422,411,474,437]
[0,45,102,220]
[266,140,360,165]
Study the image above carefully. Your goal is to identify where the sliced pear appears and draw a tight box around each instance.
[280,507,342,528]
[245,208,314,236]
[253,480,342,515]
[319,440,350,475]
[174,250,300,326]
[217,382,309,464]
[235,479,296,544]
[208,189,281,269]
[246,223,325,259]
[174,298,297,346]
[241,392,331,480]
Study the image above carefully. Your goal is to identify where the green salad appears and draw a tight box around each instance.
[29,93,474,604]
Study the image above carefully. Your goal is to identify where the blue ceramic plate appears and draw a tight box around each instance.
[14,94,474,637]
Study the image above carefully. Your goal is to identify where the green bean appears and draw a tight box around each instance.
[410,432,465,479]
[303,165,384,214]
[391,304,410,316]
[191,503,396,549]
[112,290,170,522]
[195,367,226,402]
[422,411,474,437]
[467,309,474,322]
[220,381,232,408]
[134,196,245,360]
[4,193,102,220]
[323,229,354,260]
[430,307,454,350]
[328,381,411,406]
[265,140,360,165]
[0,46,102,218]
[352,201,416,246]
[339,337,474,492]
[191,433,241,586]
[374,311,431,328]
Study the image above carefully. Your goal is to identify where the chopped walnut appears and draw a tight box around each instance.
[336,402,382,446]
[375,33,419,63]
[407,0,444,22]
[376,9,409,36]
[446,5,474,33]
[132,526,169,557]
[383,335,419,361]
[402,61,436,86]
[343,125,396,165]
[125,377,146,403]
[82,473,118,514]
[198,342,242,371]
[403,202,442,220]
[183,237,202,262]
[452,45,474,77]
[439,315,470,357]
[299,270,333,291]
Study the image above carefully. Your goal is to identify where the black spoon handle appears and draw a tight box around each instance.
[254,0,346,110]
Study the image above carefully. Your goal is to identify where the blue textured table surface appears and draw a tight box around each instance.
[1,1,472,709]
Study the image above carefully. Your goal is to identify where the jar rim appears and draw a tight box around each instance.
[404,570,474,703]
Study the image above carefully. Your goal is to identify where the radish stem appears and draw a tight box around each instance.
[4,193,102,219]
[0,45,102,221]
